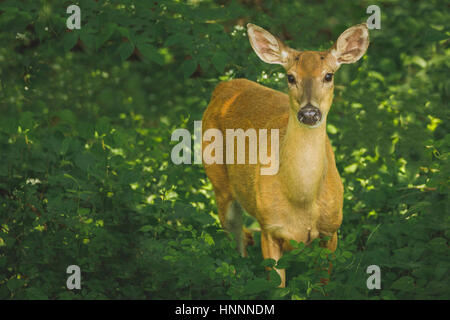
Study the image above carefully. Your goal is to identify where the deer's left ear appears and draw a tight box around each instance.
[329,24,369,66]
[247,23,292,68]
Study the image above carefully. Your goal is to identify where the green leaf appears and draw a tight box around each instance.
[96,23,116,50]
[60,138,71,155]
[344,163,358,173]
[212,52,228,73]
[424,28,448,42]
[342,251,352,258]
[139,225,153,232]
[63,32,79,52]
[391,276,415,291]
[261,258,276,268]
[118,41,135,61]
[165,33,192,47]
[0,257,6,268]
[269,269,282,287]
[80,32,96,51]
[245,278,271,295]
[26,287,48,300]
[0,285,9,299]
[411,56,427,68]
[19,111,34,129]
[138,43,164,65]
[276,255,290,269]
[57,109,77,125]
[327,124,338,134]
[289,239,299,248]
[181,59,197,78]
[7,278,24,292]
[75,153,95,171]
[96,116,111,135]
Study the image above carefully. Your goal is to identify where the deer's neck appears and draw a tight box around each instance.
[279,111,328,205]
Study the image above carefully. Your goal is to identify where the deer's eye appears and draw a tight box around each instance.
[324,73,333,82]
[287,74,296,84]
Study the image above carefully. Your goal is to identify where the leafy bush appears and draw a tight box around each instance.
[0,0,448,299]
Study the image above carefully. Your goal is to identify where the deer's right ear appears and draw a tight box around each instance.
[330,24,370,66]
[247,23,290,67]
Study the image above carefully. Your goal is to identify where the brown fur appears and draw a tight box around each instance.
[202,23,369,287]
[202,78,343,286]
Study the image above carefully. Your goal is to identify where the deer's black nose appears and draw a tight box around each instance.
[297,104,322,126]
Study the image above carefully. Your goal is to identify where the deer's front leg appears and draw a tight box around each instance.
[326,232,338,252]
[261,231,285,287]
[318,231,338,286]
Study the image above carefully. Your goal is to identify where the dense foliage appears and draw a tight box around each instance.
[0,0,448,299]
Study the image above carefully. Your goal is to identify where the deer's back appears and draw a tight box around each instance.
[203,79,290,133]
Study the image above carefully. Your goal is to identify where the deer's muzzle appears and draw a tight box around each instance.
[297,104,322,126]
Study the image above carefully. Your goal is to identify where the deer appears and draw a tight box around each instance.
[202,23,369,287]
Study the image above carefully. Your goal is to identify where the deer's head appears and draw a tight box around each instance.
[247,23,369,128]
